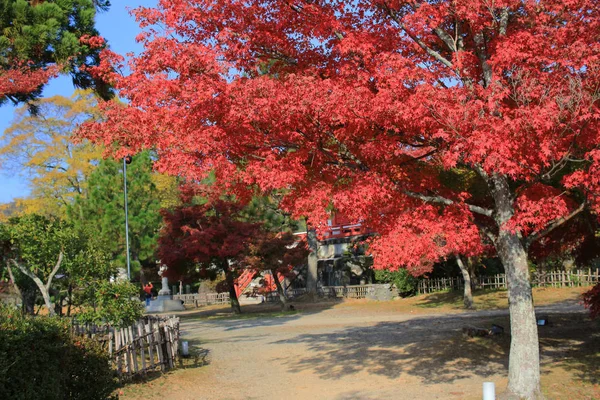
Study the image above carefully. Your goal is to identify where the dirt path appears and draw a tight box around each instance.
[121,300,598,400]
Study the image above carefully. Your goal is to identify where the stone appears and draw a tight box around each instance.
[146,263,184,313]
[366,284,393,301]
[145,295,185,313]
[158,276,171,296]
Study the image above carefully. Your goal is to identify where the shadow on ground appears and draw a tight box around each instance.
[180,300,340,332]
[538,313,600,385]
[270,313,509,384]
[270,311,599,385]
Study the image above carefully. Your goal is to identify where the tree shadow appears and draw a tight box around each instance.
[270,313,509,384]
[180,300,340,332]
[537,313,600,385]
[269,311,599,385]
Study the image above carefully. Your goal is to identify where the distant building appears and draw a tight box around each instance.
[295,213,374,287]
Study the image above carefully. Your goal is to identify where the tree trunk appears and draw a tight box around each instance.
[306,228,319,298]
[5,261,22,305]
[12,261,55,316]
[22,287,35,315]
[66,284,73,317]
[11,253,63,317]
[271,268,288,310]
[456,256,474,309]
[223,262,241,314]
[35,281,55,316]
[490,174,543,400]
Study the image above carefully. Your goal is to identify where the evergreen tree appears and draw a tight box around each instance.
[0,0,112,106]
[70,151,162,280]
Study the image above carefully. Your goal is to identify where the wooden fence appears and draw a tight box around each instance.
[265,284,397,301]
[417,268,600,294]
[73,316,180,380]
[172,292,230,308]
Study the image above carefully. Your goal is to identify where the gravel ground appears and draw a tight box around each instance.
[120,300,592,400]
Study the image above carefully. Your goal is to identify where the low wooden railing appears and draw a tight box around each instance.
[265,284,396,301]
[417,268,600,294]
[173,292,230,308]
[72,316,180,380]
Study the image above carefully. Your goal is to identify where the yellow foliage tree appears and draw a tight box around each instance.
[151,173,181,210]
[0,90,102,217]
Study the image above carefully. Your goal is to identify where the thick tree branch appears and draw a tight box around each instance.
[525,202,586,248]
[473,220,498,244]
[499,8,509,36]
[46,251,63,292]
[383,4,454,69]
[473,31,492,88]
[403,190,494,217]
[433,27,456,52]
[6,261,22,300]
[12,259,47,299]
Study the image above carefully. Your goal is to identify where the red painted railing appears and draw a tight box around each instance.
[234,269,255,297]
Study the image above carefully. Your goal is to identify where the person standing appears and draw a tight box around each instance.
[143,282,153,306]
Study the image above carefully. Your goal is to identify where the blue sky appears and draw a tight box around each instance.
[0,1,156,203]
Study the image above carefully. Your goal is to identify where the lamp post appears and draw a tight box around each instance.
[123,155,132,281]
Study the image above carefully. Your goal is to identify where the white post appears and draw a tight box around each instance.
[483,382,495,400]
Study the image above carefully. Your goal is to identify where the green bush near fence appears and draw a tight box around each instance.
[77,281,144,328]
[0,305,118,400]
[374,269,418,297]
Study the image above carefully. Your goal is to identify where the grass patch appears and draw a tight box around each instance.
[334,286,589,316]
[410,286,588,311]
[412,288,509,310]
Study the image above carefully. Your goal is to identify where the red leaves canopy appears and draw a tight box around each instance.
[243,231,309,275]
[81,0,600,270]
[158,200,260,279]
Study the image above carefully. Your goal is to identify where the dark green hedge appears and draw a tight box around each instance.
[0,305,118,400]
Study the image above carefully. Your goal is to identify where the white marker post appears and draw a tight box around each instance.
[483,382,496,400]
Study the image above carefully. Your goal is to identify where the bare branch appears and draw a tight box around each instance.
[499,7,509,36]
[11,259,47,298]
[526,202,586,247]
[6,261,22,300]
[403,190,494,217]
[473,31,492,87]
[382,4,454,69]
[474,220,497,244]
[433,27,456,52]
[46,251,63,292]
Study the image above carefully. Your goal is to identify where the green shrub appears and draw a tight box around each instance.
[0,305,118,400]
[78,281,144,328]
[374,268,418,297]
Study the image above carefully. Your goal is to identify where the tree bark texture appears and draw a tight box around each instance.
[271,268,288,310]
[11,253,63,317]
[223,262,241,314]
[456,256,474,309]
[490,174,543,400]
[306,228,319,298]
[5,261,22,304]
[66,284,73,317]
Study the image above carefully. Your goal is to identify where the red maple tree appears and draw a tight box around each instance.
[80,1,600,397]
[243,231,309,309]
[158,200,260,314]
